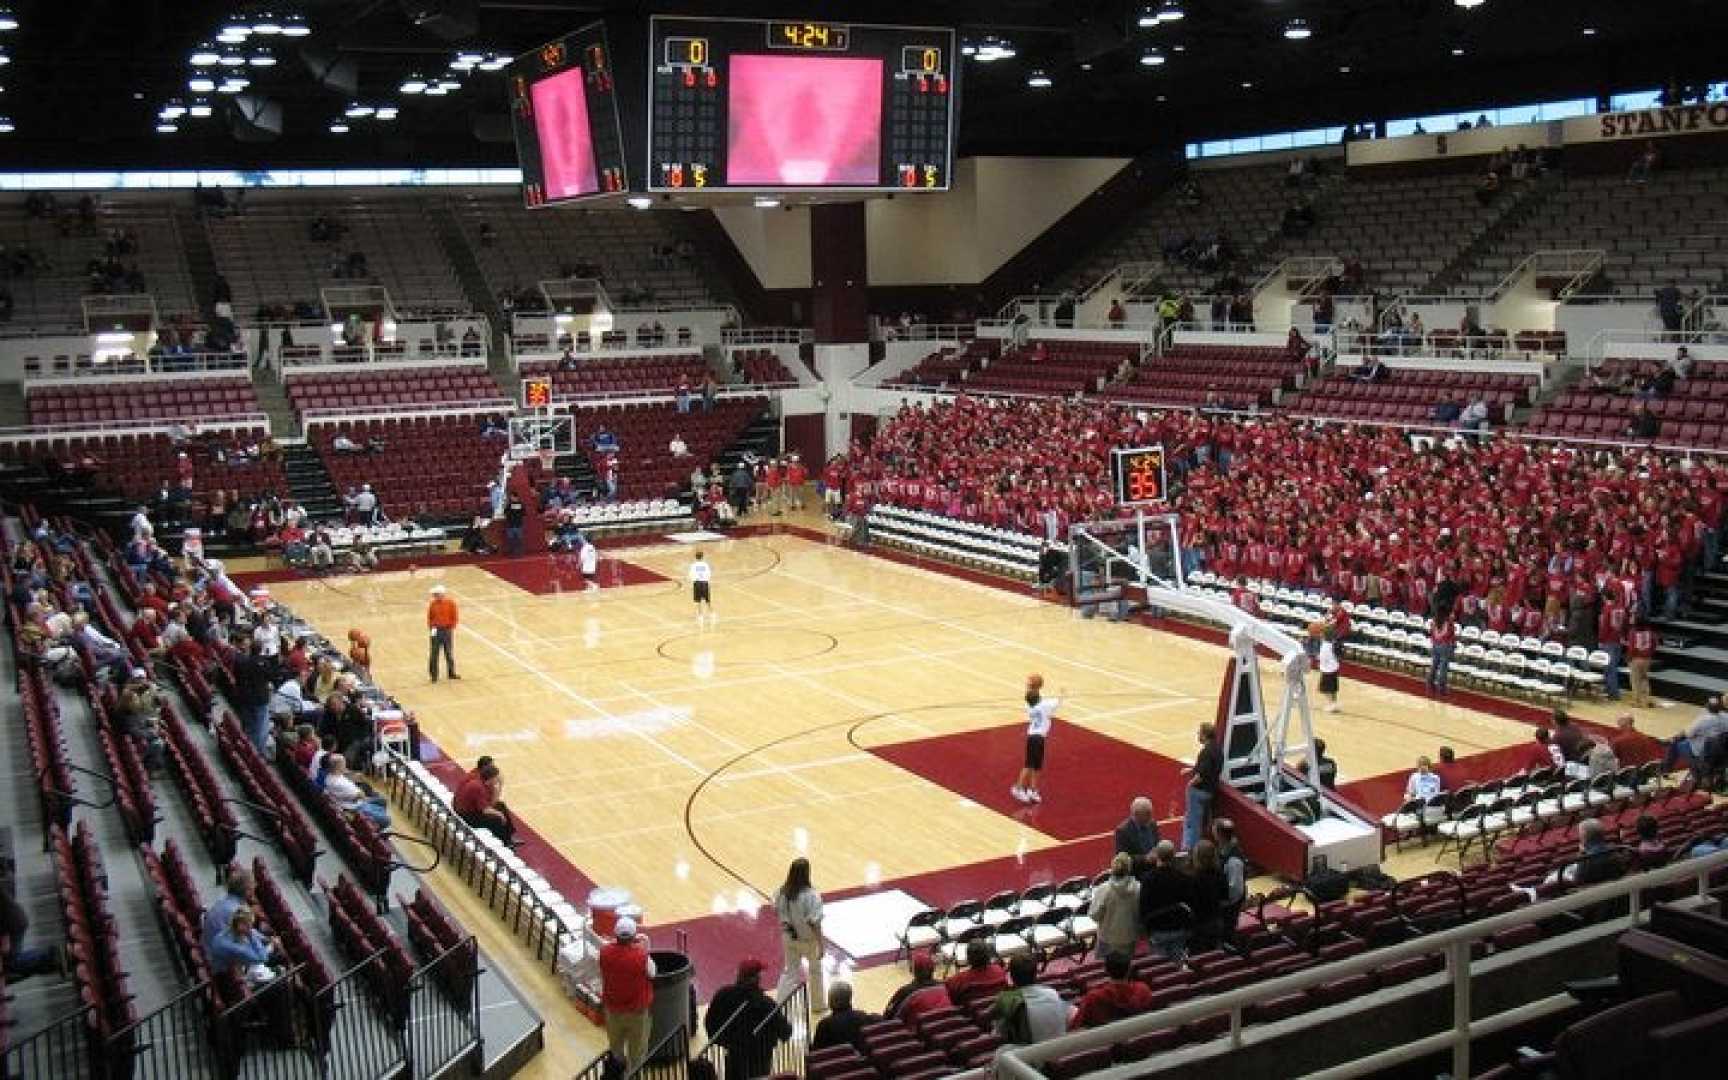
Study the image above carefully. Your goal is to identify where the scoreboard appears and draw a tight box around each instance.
[646,16,957,192]
[507,21,630,207]
[1112,447,1169,507]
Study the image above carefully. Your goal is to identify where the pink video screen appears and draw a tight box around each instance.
[725,54,884,186]
[531,66,600,200]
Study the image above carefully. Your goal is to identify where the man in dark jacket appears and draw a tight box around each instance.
[1138,841,1193,962]
[1113,797,1162,873]
[231,635,276,754]
[810,981,876,1052]
[704,958,790,1080]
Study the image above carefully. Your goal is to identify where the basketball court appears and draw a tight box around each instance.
[246,514,1577,991]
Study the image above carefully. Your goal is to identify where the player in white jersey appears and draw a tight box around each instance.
[578,539,600,590]
[689,551,714,622]
[1013,674,1060,804]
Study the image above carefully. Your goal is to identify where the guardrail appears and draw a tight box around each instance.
[882,322,978,342]
[722,326,812,346]
[0,413,269,444]
[1488,248,1605,303]
[990,847,1728,1080]
[23,350,253,381]
[299,398,514,426]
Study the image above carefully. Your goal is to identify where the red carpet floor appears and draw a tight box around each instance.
[868,722,1192,842]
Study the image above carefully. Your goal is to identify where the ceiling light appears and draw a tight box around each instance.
[249,48,276,67]
[0,8,16,32]
[1284,18,1312,40]
[1155,94,1167,103]
[1080,62,1093,71]
[424,84,449,96]
[328,120,349,134]
[452,51,483,70]
[1158,1,1185,23]
[1241,81,1254,89]
[220,14,252,36]
[1581,27,1597,36]
[189,76,217,93]
[0,45,9,65]
[217,77,248,93]
[344,103,373,117]
[188,99,213,117]
[251,14,282,35]
[436,77,460,91]
[1027,69,1052,88]
[280,14,309,37]
[1339,65,1352,73]
[0,117,13,133]
[216,28,249,44]
[375,106,398,120]
[190,43,221,66]
[753,196,780,208]
[1136,6,1158,29]
[218,47,246,67]
[1454,0,1486,8]
[159,101,187,119]
[1139,49,1165,66]
[480,54,509,72]
[155,122,178,134]
[1451,46,1466,55]
[399,75,427,94]
[960,44,976,56]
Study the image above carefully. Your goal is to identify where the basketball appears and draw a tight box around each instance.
[1308,621,1327,637]
[1027,673,1044,690]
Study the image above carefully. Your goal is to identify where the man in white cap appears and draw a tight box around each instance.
[354,484,379,526]
[426,584,460,682]
[599,916,655,1069]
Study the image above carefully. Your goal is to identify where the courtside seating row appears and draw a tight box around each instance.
[844,505,1057,578]
[886,342,1001,389]
[543,496,691,533]
[311,417,501,518]
[1184,571,1612,700]
[519,354,710,397]
[733,348,797,385]
[286,366,505,413]
[26,378,263,426]
[1108,344,1306,408]
[0,431,285,502]
[566,400,764,500]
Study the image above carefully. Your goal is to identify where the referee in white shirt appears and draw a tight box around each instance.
[1014,674,1060,804]
[689,551,713,620]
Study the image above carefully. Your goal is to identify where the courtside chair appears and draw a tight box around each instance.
[981,890,1020,928]
[897,909,945,964]
[1436,803,1488,864]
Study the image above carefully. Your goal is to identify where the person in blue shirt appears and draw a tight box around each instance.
[593,426,620,454]
[207,906,279,977]
[199,869,254,957]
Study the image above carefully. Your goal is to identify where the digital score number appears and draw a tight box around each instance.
[768,21,851,50]
[1113,447,1169,507]
[522,378,553,410]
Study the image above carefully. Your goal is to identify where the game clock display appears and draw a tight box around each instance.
[1112,447,1169,507]
[647,16,957,192]
[507,21,630,207]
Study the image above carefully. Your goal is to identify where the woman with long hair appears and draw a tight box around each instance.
[773,858,827,1012]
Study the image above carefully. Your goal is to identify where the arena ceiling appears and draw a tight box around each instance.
[5,0,1726,171]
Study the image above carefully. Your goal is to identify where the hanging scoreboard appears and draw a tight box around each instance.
[646,16,958,192]
[1112,447,1169,507]
[507,21,631,207]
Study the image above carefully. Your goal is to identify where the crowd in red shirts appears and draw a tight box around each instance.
[837,396,1727,649]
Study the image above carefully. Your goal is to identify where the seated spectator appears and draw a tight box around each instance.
[73,612,131,684]
[593,426,620,454]
[454,760,519,847]
[944,940,1010,1008]
[1405,756,1442,801]
[116,668,166,771]
[199,868,255,956]
[1632,814,1667,868]
[1548,819,1625,889]
[287,723,321,774]
[1304,737,1339,789]
[989,955,1071,1047]
[669,433,690,458]
[1609,715,1651,767]
[321,754,391,829]
[1432,745,1466,792]
[1663,697,1728,774]
[208,907,281,983]
[810,982,877,1052]
[1522,727,1565,773]
[1352,357,1390,382]
[1670,346,1694,380]
[1071,951,1153,1029]
[884,949,950,1021]
[1458,397,1491,431]
[1474,171,1501,206]
[704,958,791,1080]
[332,432,365,454]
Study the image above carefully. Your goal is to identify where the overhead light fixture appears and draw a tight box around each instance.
[252,14,282,35]
[344,103,373,117]
[189,76,217,92]
[155,122,178,134]
[218,75,249,92]
[424,84,449,96]
[1581,27,1597,36]
[1451,46,1466,55]
[220,14,252,36]
[1158,1,1185,23]
[1455,0,1486,8]
[1136,6,1158,29]
[1027,69,1052,88]
[216,28,250,44]
[159,100,187,119]
[0,8,16,32]
[1139,49,1165,66]
[960,44,976,56]
[1241,81,1254,89]
[452,51,483,70]
[753,196,780,208]
[218,47,246,67]
[0,45,9,65]
[249,48,276,67]
[375,106,398,120]
[1155,94,1167,103]
[1284,19,1312,40]
[189,99,213,117]
[1080,61,1093,71]
[0,116,14,133]
[190,43,222,66]
[328,119,349,134]
[626,195,653,210]
[479,53,509,71]
[436,76,460,91]
[280,14,309,38]
[399,75,427,93]
[1339,65,1352,73]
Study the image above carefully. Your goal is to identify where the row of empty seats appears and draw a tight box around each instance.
[285,365,505,414]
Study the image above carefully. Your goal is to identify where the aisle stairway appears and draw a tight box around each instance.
[281,441,342,520]
[1652,567,1728,705]
[251,368,301,439]
[174,205,221,317]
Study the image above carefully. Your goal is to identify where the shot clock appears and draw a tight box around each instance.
[506,21,630,207]
[647,16,957,192]
[1112,447,1169,507]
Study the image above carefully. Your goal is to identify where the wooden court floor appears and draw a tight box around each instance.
[245,510,1699,1074]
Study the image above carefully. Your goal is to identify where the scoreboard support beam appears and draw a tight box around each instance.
[811,203,870,343]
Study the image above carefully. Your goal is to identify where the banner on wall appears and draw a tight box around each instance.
[1571,104,1728,142]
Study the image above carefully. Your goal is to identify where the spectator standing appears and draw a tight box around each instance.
[1183,723,1221,851]
[1627,616,1658,708]
[1317,631,1342,712]
[427,584,460,682]
[1212,819,1247,945]
[1139,841,1192,962]
[1428,616,1456,694]
[1113,797,1162,873]
[704,958,792,1080]
[2,882,67,980]
[503,495,526,557]
[231,636,276,754]
[1088,854,1143,959]
[772,858,826,1011]
[599,918,655,1071]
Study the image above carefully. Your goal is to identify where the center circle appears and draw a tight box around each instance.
[656,627,838,664]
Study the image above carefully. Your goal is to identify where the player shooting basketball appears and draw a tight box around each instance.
[1013,674,1061,804]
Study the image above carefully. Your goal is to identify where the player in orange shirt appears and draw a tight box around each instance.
[426,584,460,682]
[784,454,808,512]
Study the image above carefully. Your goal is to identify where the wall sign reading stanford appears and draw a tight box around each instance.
[1583,104,1728,141]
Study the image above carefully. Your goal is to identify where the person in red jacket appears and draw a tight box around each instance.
[943,940,1010,1008]
[784,454,809,512]
[1071,951,1154,1029]
[453,760,517,846]
[599,918,655,1070]
[1626,616,1658,708]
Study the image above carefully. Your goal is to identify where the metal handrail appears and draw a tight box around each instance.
[0,413,270,443]
[991,847,1728,1080]
[382,830,442,875]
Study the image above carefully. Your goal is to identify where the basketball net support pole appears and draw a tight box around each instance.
[1069,517,1326,817]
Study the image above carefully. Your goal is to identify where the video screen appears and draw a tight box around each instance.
[531,67,600,200]
[725,55,883,186]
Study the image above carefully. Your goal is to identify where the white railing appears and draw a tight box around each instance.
[1080,262,1164,304]
[278,345,489,371]
[546,385,784,410]
[990,848,1728,1080]
[1254,256,1341,297]
[0,412,269,444]
[722,327,812,346]
[882,323,977,342]
[1578,327,1728,365]
[23,351,252,382]
[1489,249,1604,303]
[299,399,512,427]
